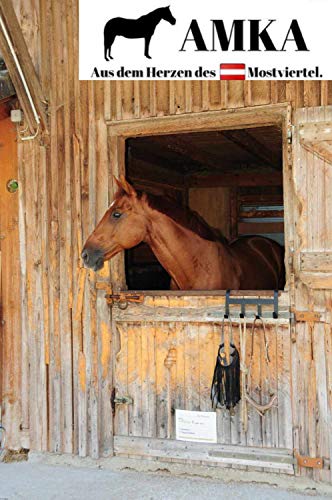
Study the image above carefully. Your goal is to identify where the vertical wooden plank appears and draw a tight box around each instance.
[198,323,215,412]
[141,323,152,437]
[139,81,151,117]
[94,81,112,456]
[246,321,263,450]
[208,81,222,110]
[174,81,185,114]
[88,273,99,459]
[214,322,231,446]
[324,321,332,482]
[312,321,329,481]
[304,82,321,107]
[155,81,170,116]
[154,297,170,439]
[127,323,143,437]
[185,81,192,113]
[17,140,29,449]
[184,320,200,411]
[249,82,271,106]
[121,81,135,119]
[78,351,87,457]
[0,118,22,449]
[175,320,186,412]
[113,324,129,436]
[191,81,202,112]
[141,321,156,437]
[278,324,293,449]
[227,82,245,109]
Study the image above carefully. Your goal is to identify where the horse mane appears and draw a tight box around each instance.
[140,7,167,19]
[145,192,228,244]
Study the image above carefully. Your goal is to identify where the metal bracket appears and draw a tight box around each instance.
[111,388,133,415]
[294,311,321,322]
[106,293,144,309]
[295,451,323,469]
[225,289,279,319]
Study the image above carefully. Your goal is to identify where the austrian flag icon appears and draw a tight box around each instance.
[220,63,246,80]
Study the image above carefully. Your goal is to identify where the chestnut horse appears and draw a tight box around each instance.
[82,177,285,290]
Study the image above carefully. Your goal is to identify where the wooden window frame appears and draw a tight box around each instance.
[106,103,293,296]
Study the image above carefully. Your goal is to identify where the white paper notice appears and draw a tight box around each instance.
[176,409,217,443]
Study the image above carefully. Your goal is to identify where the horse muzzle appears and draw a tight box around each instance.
[81,246,104,271]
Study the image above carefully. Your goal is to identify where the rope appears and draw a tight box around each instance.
[240,316,278,427]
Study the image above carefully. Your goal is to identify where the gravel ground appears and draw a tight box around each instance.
[0,462,330,500]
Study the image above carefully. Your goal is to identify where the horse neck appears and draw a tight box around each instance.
[142,8,164,25]
[143,204,229,289]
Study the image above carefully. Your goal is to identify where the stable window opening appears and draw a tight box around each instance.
[124,124,284,291]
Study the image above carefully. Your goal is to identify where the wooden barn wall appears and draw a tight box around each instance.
[0,0,330,481]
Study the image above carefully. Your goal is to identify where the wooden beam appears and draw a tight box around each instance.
[128,156,185,189]
[0,0,48,132]
[188,171,282,187]
[239,209,284,218]
[221,129,281,170]
[128,143,204,173]
[165,134,223,171]
[238,221,284,234]
[107,104,288,136]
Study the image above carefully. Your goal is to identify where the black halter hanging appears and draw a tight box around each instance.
[211,318,241,411]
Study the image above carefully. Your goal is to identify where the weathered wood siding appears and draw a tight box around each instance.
[291,107,332,482]
[0,0,330,482]
[112,296,292,456]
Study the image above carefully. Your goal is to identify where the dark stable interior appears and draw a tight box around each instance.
[125,125,284,291]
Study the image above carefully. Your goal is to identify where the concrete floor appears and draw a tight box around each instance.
[0,462,330,500]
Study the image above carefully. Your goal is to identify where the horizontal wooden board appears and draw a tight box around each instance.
[114,436,294,473]
[300,252,332,272]
[111,293,291,323]
[299,272,332,289]
[107,104,288,136]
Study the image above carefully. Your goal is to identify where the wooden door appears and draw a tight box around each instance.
[291,106,332,481]
[0,116,21,448]
[111,292,294,472]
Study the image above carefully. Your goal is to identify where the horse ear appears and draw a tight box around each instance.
[119,174,137,197]
[113,176,123,190]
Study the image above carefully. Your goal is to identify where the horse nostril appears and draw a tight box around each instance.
[81,249,89,263]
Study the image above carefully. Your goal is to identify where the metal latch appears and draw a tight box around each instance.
[111,389,133,414]
[295,452,323,469]
[106,293,144,309]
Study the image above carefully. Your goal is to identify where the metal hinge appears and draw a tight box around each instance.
[295,452,323,469]
[287,124,294,145]
[111,389,133,415]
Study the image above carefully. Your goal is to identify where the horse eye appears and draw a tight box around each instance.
[112,211,122,219]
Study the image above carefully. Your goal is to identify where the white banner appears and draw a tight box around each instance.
[79,0,331,80]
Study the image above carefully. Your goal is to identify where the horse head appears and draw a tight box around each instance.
[161,6,176,25]
[81,177,148,271]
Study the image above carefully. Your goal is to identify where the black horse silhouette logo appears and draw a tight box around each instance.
[104,6,176,60]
